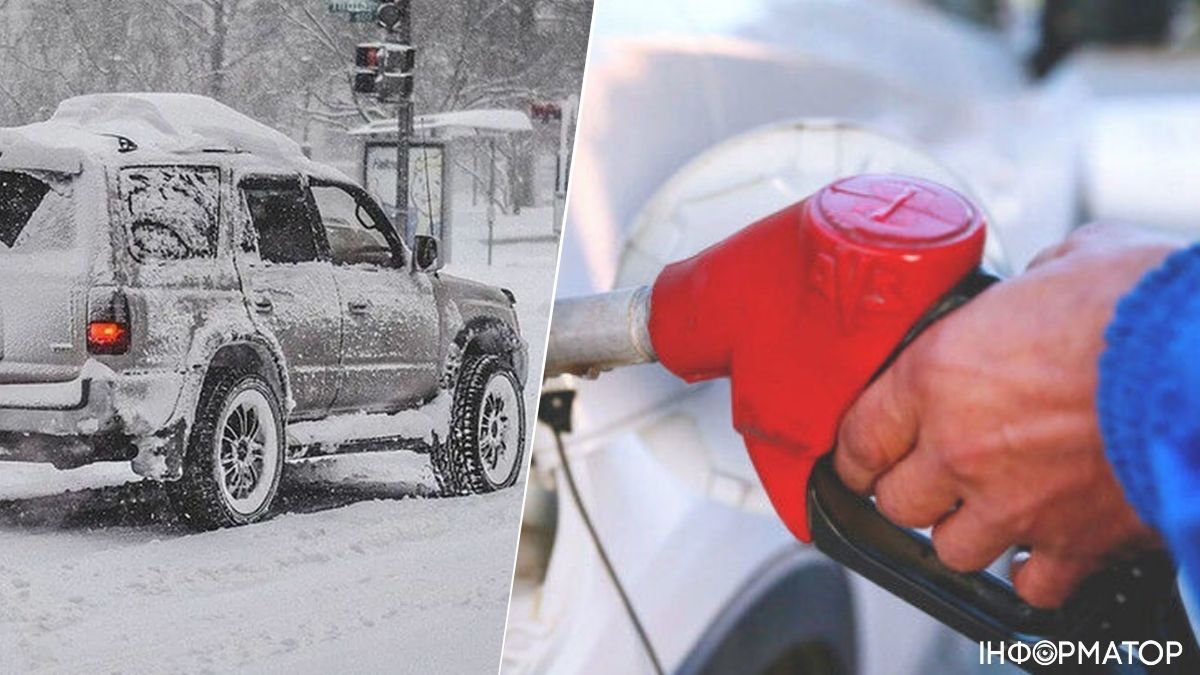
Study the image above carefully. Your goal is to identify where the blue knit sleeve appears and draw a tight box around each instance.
[1097,244,1200,589]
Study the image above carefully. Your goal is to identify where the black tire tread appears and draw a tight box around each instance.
[431,354,525,495]
[167,367,283,529]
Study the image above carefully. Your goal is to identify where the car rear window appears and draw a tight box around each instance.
[0,171,52,248]
[119,166,220,262]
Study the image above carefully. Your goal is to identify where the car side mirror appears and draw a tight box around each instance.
[414,234,442,272]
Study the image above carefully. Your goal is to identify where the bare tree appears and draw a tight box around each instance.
[0,0,593,160]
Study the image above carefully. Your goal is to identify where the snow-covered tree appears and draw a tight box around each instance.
[0,0,593,141]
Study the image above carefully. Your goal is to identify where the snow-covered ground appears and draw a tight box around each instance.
[0,205,561,674]
[0,485,520,674]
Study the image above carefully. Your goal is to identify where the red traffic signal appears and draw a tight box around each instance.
[354,43,384,94]
[356,43,382,69]
[354,42,415,100]
[531,102,563,123]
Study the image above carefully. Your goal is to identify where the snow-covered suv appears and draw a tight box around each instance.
[0,94,527,528]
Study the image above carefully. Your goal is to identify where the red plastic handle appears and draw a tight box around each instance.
[647,174,986,541]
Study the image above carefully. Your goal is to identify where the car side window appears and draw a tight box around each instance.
[119,166,220,262]
[240,177,322,264]
[311,183,399,268]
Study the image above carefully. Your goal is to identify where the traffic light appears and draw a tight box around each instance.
[531,102,563,123]
[376,44,416,101]
[354,42,384,94]
[376,0,409,33]
[353,43,414,100]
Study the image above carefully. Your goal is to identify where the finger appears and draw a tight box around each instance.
[873,447,959,529]
[835,365,918,494]
[1028,223,1172,271]
[930,505,1011,573]
[1026,224,1121,270]
[1026,240,1073,270]
[1011,552,1098,609]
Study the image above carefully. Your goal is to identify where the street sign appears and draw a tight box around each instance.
[327,0,379,14]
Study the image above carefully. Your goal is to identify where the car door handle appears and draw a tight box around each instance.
[253,295,274,313]
[348,300,370,314]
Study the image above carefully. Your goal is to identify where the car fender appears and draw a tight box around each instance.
[442,314,528,390]
[132,321,289,480]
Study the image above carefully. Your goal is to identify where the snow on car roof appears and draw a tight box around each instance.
[53,93,306,159]
[0,93,347,180]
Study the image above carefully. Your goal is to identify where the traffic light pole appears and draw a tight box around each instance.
[350,3,415,243]
[391,9,412,246]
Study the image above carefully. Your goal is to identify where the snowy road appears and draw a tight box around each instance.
[0,463,521,674]
[0,208,561,674]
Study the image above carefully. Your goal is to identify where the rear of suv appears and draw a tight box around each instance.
[0,93,528,527]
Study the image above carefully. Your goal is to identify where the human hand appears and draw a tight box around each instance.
[834,225,1176,608]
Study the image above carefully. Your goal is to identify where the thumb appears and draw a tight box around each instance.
[835,359,918,494]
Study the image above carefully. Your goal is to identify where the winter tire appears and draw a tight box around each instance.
[169,368,285,529]
[433,354,526,495]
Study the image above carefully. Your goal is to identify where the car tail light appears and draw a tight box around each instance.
[87,289,131,355]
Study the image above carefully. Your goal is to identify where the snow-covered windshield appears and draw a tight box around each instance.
[119,166,220,262]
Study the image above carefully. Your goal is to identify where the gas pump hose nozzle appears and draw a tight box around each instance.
[543,285,656,379]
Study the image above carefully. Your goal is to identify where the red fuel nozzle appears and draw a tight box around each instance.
[647,174,986,541]
[545,173,1194,652]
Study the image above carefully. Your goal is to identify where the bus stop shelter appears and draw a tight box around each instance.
[350,109,533,264]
